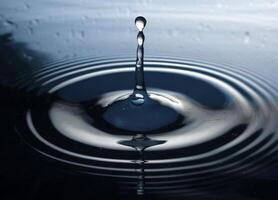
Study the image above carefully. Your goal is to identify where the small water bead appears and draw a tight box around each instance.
[135,16,147,32]
[244,31,251,44]
[3,20,16,29]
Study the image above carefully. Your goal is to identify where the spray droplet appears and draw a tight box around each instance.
[25,3,31,9]
[3,20,16,28]
[55,32,60,37]
[244,31,250,44]
[80,30,85,39]
[28,27,34,35]
[135,16,147,32]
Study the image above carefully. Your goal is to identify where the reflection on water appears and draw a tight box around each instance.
[14,57,278,199]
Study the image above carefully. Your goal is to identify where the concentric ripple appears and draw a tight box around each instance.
[16,57,278,195]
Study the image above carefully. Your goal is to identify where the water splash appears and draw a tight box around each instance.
[131,16,147,105]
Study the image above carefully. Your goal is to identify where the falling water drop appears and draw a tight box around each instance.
[135,16,146,32]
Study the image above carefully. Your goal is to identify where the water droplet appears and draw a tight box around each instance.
[2,20,17,31]
[55,32,60,37]
[28,27,34,35]
[244,31,250,44]
[80,30,85,39]
[198,23,211,31]
[3,20,15,28]
[135,16,146,32]
[83,16,90,20]
[25,3,31,9]
[70,29,75,38]
[34,19,40,25]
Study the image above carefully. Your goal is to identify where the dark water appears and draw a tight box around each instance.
[1,2,278,200]
[13,55,278,198]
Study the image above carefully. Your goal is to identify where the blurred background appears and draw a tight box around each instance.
[1,0,278,80]
[0,1,278,199]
